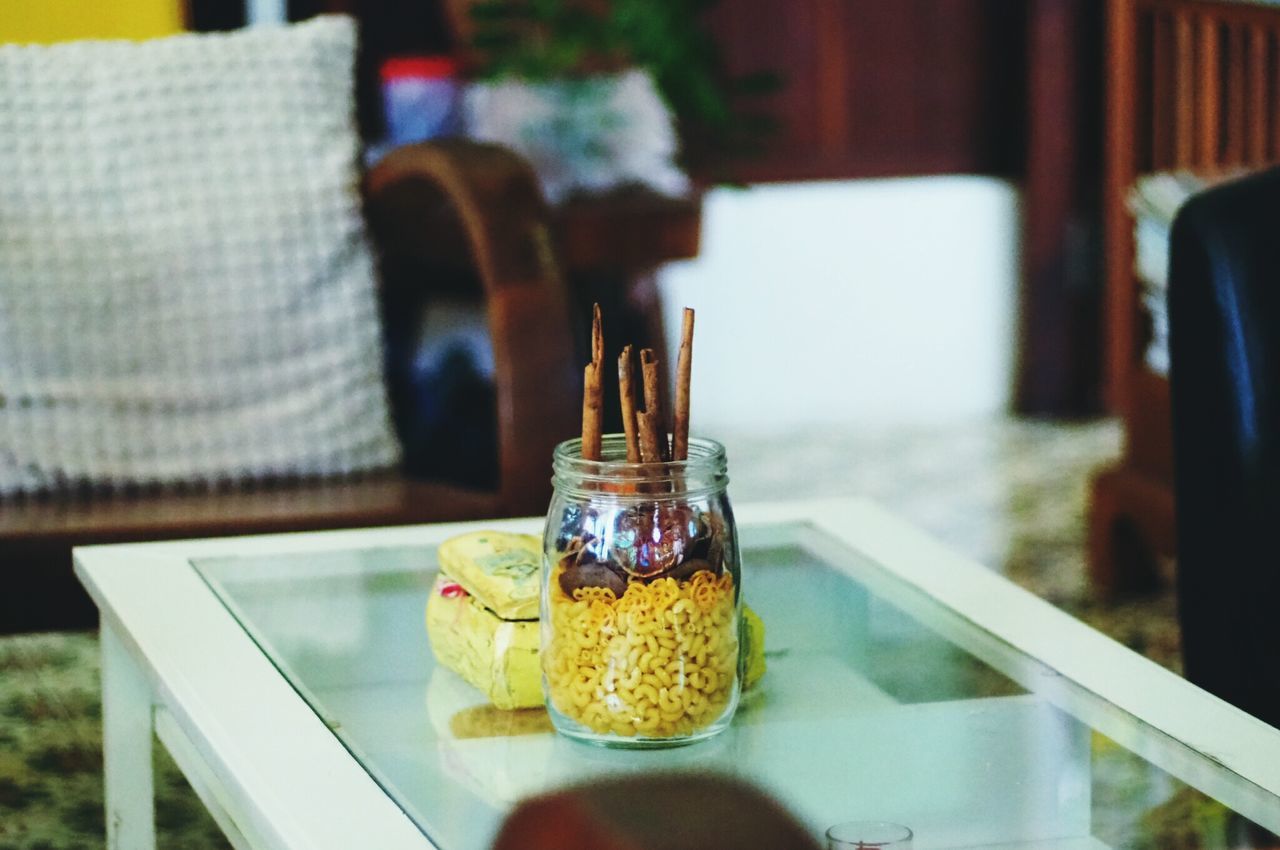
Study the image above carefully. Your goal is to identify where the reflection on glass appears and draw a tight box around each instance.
[826,820,912,849]
[1091,731,1280,849]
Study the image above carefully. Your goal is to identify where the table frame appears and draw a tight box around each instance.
[74,498,1280,850]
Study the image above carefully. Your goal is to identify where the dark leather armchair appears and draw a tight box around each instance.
[1,140,581,633]
[1168,167,1280,728]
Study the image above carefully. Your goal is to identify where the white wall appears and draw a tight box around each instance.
[659,177,1022,433]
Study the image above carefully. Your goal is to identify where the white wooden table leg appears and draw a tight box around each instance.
[101,621,157,850]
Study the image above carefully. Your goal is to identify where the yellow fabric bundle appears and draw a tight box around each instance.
[426,532,543,710]
[426,574,542,710]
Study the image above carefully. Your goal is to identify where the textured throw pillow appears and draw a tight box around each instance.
[0,16,401,495]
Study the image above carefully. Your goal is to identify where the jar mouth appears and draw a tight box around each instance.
[552,434,728,491]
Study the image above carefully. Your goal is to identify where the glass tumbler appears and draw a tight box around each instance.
[542,435,741,748]
[826,821,914,849]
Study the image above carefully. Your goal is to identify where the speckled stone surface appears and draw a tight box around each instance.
[0,416,1216,849]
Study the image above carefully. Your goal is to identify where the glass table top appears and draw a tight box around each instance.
[191,521,1280,850]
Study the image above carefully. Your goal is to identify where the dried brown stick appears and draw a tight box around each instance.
[636,419,660,464]
[581,363,602,460]
[580,304,604,460]
[618,345,641,462]
[638,348,668,463]
[672,307,695,461]
[591,302,604,365]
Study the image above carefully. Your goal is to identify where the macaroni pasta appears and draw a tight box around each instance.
[544,567,739,738]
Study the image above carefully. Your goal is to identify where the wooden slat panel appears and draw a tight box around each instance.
[1198,14,1220,168]
[814,0,850,156]
[1152,11,1175,169]
[700,0,1026,182]
[1225,23,1246,165]
[1106,0,1141,412]
[1142,0,1280,29]
[1249,26,1268,164]
[1273,31,1280,160]
[1175,10,1195,167]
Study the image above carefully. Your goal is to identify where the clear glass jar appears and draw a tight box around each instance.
[542,435,741,748]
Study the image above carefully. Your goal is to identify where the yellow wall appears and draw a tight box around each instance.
[1,0,184,44]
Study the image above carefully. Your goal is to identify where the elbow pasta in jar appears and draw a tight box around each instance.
[542,436,741,747]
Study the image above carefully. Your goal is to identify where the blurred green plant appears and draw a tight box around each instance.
[466,0,781,174]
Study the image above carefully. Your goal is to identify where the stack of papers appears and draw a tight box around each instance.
[1127,170,1243,375]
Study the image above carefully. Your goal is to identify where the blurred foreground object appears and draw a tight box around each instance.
[492,773,822,850]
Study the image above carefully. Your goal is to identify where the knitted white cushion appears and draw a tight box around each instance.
[0,16,401,495]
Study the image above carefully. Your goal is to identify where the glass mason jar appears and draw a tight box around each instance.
[542,435,741,748]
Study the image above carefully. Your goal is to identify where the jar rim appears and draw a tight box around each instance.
[552,434,727,490]
[554,433,725,466]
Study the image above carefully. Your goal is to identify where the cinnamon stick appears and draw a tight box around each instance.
[672,307,695,461]
[618,345,641,462]
[580,304,604,460]
[591,302,604,366]
[638,348,668,462]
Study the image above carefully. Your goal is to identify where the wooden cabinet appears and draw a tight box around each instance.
[703,0,1027,182]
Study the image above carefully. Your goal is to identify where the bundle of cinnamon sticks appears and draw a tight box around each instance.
[580,304,695,463]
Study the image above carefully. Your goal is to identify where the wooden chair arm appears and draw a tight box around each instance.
[364,140,580,516]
